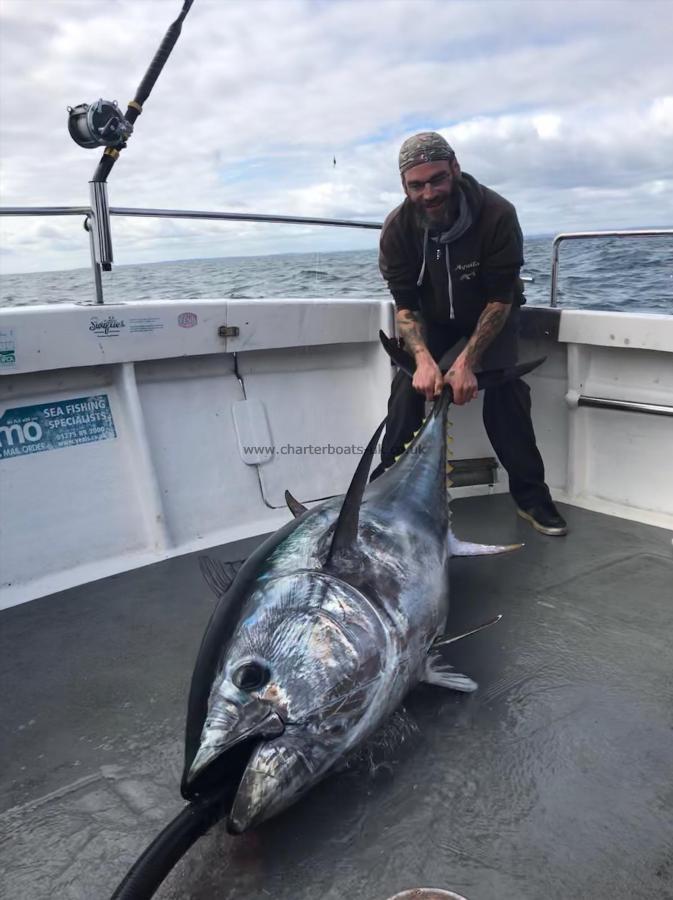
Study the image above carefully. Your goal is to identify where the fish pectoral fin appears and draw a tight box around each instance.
[198,555,240,598]
[284,489,308,518]
[449,531,523,556]
[423,653,478,692]
[431,614,502,648]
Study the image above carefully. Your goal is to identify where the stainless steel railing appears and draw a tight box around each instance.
[1,202,384,304]
[6,205,669,308]
[577,395,673,419]
[0,207,91,216]
[550,228,673,307]
[0,206,382,229]
[108,207,383,229]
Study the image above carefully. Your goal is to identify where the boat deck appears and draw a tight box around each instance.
[1,495,672,900]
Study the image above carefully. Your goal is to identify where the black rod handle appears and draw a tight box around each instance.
[92,0,195,183]
[92,150,118,184]
[131,0,194,113]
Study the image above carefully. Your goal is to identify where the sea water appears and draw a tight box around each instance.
[1,235,671,313]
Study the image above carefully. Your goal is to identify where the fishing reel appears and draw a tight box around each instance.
[67,99,134,149]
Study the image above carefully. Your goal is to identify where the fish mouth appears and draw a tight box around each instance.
[183,714,322,835]
[228,736,318,834]
[182,709,285,802]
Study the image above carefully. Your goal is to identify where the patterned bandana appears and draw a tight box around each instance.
[398,132,455,174]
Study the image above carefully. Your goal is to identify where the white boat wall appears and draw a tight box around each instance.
[0,298,672,611]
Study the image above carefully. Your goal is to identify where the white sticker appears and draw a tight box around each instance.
[0,329,16,369]
[128,316,164,335]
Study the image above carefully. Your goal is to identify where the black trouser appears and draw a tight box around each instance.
[371,309,552,509]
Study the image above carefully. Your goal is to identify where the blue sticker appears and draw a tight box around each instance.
[0,394,116,460]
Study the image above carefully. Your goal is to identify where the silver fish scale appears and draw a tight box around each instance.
[213,572,389,728]
[188,388,459,831]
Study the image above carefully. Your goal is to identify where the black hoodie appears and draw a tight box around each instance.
[379,172,525,333]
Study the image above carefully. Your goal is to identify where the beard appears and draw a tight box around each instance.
[412,176,461,230]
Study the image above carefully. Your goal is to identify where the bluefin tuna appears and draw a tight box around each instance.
[181,339,544,833]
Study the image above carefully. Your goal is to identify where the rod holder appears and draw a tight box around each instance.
[84,214,105,304]
[89,181,114,271]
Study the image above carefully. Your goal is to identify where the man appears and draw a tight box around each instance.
[371,131,567,536]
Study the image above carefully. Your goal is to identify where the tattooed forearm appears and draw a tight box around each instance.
[396,308,430,358]
[461,302,511,369]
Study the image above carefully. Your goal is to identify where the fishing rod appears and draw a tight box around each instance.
[66,0,195,286]
[68,0,194,183]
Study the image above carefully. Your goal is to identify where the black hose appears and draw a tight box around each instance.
[110,791,228,900]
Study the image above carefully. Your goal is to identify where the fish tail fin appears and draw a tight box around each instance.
[378,331,546,397]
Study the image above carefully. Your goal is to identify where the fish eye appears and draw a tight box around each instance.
[232,659,271,691]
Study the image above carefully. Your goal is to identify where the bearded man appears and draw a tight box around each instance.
[371,131,567,536]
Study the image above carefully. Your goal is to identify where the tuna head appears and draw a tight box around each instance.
[186,570,391,833]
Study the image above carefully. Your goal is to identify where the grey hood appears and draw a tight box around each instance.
[416,186,474,315]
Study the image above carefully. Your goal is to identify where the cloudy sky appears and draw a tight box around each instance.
[0,0,671,273]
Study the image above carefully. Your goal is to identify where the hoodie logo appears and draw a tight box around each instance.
[455,260,480,281]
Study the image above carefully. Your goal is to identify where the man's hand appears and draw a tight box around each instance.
[444,301,511,404]
[444,357,478,405]
[396,309,441,400]
[413,353,443,401]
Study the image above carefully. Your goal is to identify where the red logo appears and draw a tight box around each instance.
[178,312,198,328]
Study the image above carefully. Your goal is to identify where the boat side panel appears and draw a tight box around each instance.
[0,299,394,609]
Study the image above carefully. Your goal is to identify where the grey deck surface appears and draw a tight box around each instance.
[1,495,672,900]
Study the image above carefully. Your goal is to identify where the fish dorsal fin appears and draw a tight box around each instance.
[284,489,308,518]
[198,555,240,598]
[431,614,502,649]
[324,419,386,568]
